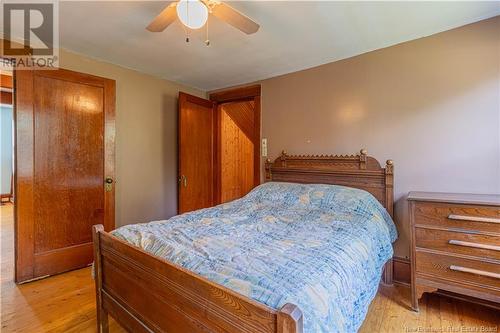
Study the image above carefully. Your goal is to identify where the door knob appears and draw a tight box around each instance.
[105,177,113,192]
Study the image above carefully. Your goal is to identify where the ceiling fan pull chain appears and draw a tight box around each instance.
[183,25,190,43]
[205,14,210,46]
[185,0,190,43]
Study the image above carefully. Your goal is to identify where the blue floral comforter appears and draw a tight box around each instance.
[112,182,397,333]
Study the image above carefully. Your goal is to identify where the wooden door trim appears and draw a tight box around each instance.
[182,92,214,108]
[103,78,116,233]
[29,70,108,88]
[14,68,116,283]
[14,69,35,283]
[209,85,261,103]
[177,92,185,214]
[209,85,261,204]
[214,104,221,205]
[253,95,261,187]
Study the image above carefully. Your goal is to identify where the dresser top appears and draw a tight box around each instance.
[407,191,500,206]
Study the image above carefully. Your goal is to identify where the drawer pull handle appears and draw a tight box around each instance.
[448,214,500,224]
[449,265,500,279]
[448,240,500,252]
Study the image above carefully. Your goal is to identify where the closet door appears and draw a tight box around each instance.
[15,69,115,283]
[178,92,215,214]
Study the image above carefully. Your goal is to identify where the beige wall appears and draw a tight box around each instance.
[58,49,205,227]
[255,17,500,258]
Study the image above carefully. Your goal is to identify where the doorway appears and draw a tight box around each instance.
[218,100,256,203]
[1,71,14,205]
[211,85,261,204]
[177,85,261,213]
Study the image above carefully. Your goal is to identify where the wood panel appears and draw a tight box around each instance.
[178,92,215,214]
[220,104,255,203]
[15,68,115,283]
[222,100,255,141]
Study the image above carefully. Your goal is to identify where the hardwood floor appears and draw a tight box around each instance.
[1,204,498,332]
[1,204,125,333]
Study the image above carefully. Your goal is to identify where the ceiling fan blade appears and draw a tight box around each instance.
[146,2,178,32]
[210,2,259,34]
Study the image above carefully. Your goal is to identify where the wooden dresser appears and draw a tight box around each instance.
[408,191,500,311]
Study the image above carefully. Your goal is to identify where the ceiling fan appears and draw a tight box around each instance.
[146,0,260,45]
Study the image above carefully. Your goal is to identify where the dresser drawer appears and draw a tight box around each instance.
[416,251,500,292]
[412,201,500,234]
[415,228,500,260]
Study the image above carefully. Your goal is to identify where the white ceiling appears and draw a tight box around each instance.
[17,2,500,90]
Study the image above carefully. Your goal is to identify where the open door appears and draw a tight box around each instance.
[15,69,115,283]
[178,92,215,214]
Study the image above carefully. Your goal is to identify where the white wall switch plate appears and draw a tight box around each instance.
[262,138,268,157]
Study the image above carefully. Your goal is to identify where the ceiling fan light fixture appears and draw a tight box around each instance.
[176,0,208,30]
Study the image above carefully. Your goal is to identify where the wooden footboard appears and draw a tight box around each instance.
[92,225,303,333]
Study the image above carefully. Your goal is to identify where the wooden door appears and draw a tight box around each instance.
[15,69,115,283]
[178,92,215,214]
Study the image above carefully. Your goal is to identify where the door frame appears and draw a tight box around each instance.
[209,85,261,204]
[0,73,14,202]
[14,68,116,283]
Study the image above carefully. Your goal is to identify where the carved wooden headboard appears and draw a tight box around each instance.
[265,149,394,217]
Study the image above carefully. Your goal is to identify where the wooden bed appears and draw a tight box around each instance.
[92,149,394,333]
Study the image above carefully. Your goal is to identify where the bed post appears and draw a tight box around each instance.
[265,158,272,181]
[384,159,394,218]
[277,303,303,333]
[383,159,394,285]
[92,224,109,333]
